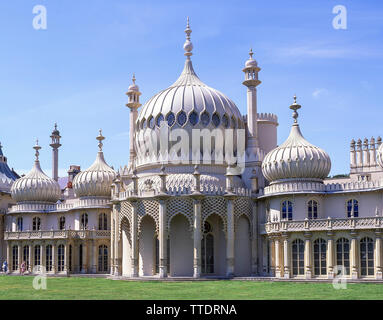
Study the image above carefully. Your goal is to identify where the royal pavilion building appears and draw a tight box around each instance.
[1,20,383,280]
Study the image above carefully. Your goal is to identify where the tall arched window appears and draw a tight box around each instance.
[59,217,66,230]
[80,213,88,230]
[360,237,374,276]
[308,200,318,219]
[46,245,52,272]
[281,200,293,220]
[34,245,41,270]
[98,213,107,230]
[313,238,327,275]
[347,199,358,218]
[16,217,23,231]
[57,244,65,272]
[12,245,18,271]
[201,221,214,274]
[23,246,29,270]
[292,239,304,276]
[336,238,350,275]
[32,217,41,231]
[98,245,108,272]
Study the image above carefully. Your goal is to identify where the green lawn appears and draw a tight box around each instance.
[0,276,382,300]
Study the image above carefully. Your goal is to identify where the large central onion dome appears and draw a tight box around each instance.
[262,97,331,185]
[73,130,116,198]
[11,141,61,203]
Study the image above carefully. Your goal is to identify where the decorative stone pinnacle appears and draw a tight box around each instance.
[96,129,105,151]
[33,139,41,161]
[132,73,136,85]
[289,95,301,123]
[184,17,193,58]
[249,48,253,59]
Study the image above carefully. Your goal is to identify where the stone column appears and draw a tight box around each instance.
[274,237,281,278]
[91,240,97,273]
[64,243,70,275]
[270,237,275,276]
[52,243,56,274]
[375,231,382,280]
[327,232,335,279]
[41,243,46,274]
[251,201,258,275]
[82,241,88,273]
[282,233,290,278]
[110,207,115,275]
[17,243,22,273]
[304,232,312,279]
[28,244,32,273]
[226,197,235,277]
[192,198,202,278]
[6,242,10,274]
[113,205,120,276]
[158,198,169,278]
[131,201,139,277]
[350,231,359,279]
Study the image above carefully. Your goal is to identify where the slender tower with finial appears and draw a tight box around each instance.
[50,123,61,181]
[126,74,142,168]
[243,48,261,151]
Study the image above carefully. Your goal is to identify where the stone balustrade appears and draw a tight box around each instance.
[4,229,111,240]
[262,216,383,234]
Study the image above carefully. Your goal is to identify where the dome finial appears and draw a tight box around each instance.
[97,129,105,151]
[249,48,253,59]
[132,73,136,85]
[183,17,193,58]
[289,94,301,123]
[33,139,41,161]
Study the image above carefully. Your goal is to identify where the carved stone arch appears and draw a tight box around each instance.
[120,201,133,241]
[120,217,131,245]
[234,197,252,233]
[167,198,194,233]
[202,197,228,235]
[137,200,159,235]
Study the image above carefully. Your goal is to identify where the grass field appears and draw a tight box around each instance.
[0,275,382,300]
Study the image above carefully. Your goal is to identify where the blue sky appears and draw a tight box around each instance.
[0,0,382,176]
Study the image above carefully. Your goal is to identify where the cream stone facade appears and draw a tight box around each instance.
[1,20,383,280]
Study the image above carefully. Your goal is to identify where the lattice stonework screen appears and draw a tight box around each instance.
[167,198,194,232]
[137,200,160,234]
[202,196,228,233]
[234,197,253,233]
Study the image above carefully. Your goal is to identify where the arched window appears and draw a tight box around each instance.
[32,217,41,231]
[16,217,23,231]
[292,239,304,276]
[313,238,327,275]
[57,244,65,272]
[23,246,29,271]
[212,113,220,127]
[156,114,164,127]
[189,111,198,126]
[46,245,52,272]
[308,200,318,219]
[201,221,214,274]
[200,111,210,126]
[59,216,66,230]
[177,111,187,126]
[347,199,358,218]
[336,238,350,275]
[98,245,108,272]
[222,114,229,128]
[166,112,175,127]
[360,237,374,276]
[281,200,293,220]
[81,213,88,230]
[34,245,41,270]
[98,213,107,230]
[12,245,18,271]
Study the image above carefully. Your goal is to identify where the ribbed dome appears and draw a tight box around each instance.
[262,99,331,184]
[11,160,61,203]
[137,58,242,130]
[73,132,117,198]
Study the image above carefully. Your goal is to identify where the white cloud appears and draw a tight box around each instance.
[312,88,328,98]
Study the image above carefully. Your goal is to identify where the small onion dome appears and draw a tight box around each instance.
[262,96,331,185]
[376,143,383,168]
[73,130,116,198]
[11,141,61,203]
[245,49,258,68]
[128,74,139,92]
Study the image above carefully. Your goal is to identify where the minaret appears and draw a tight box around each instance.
[243,49,261,149]
[50,123,61,181]
[126,74,141,168]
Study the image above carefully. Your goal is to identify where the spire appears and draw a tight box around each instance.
[0,141,3,157]
[97,129,105,152]
[249,48,254,59]
[289,95,302,124]
[183,17,193,58]
[33,139,41,162]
